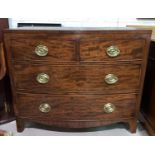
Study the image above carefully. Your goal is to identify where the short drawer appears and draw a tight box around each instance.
[10,38,76,62]
[80,39,145,61]
[16,93,136,121]
[13,64,141,94]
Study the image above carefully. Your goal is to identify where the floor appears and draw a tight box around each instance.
[0,121,148,136]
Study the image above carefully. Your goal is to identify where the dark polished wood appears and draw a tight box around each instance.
[0,19,8,41]
[0,18,14,124]
[10,38,144,62]
[13,64,140,94]
[17,93,136,120]
[80,39,144,61]
[141,41,155,135]
[4,27,151,132]
[0,19,8,78]
[0,43,6,79]
[10,38,76,62]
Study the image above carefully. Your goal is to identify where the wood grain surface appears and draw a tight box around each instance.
[13,64,141,94]
[3,28,151,132]
[16,93,136,121]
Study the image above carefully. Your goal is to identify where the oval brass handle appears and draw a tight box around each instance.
[36,73,50,84]
[105,74,118,85]
[35,45,48,56]
[106,46,120,57]
[104,103,115,113]
[39,103,51,113]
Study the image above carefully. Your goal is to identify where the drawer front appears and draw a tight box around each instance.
[13,64,141,94]
[80,39,144,61]
[10,38,76,62]
[9,38,144,62]
[17,94,136,121]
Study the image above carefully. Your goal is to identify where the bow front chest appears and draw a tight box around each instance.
[4,27,151,132]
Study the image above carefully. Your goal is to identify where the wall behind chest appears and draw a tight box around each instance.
[9,18,155,28]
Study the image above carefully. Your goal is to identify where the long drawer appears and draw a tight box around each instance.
[13,64,141,94]
[16,93,136,121]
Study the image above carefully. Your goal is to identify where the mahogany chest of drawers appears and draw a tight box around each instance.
[3,27,151,133]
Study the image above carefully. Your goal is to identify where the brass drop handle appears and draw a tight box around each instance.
[106,46,120,57]
[36,73,50,84]
[105,74,118,85]
[104,103,115,113]
[35,45,48,56]
[39,103,51,113]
